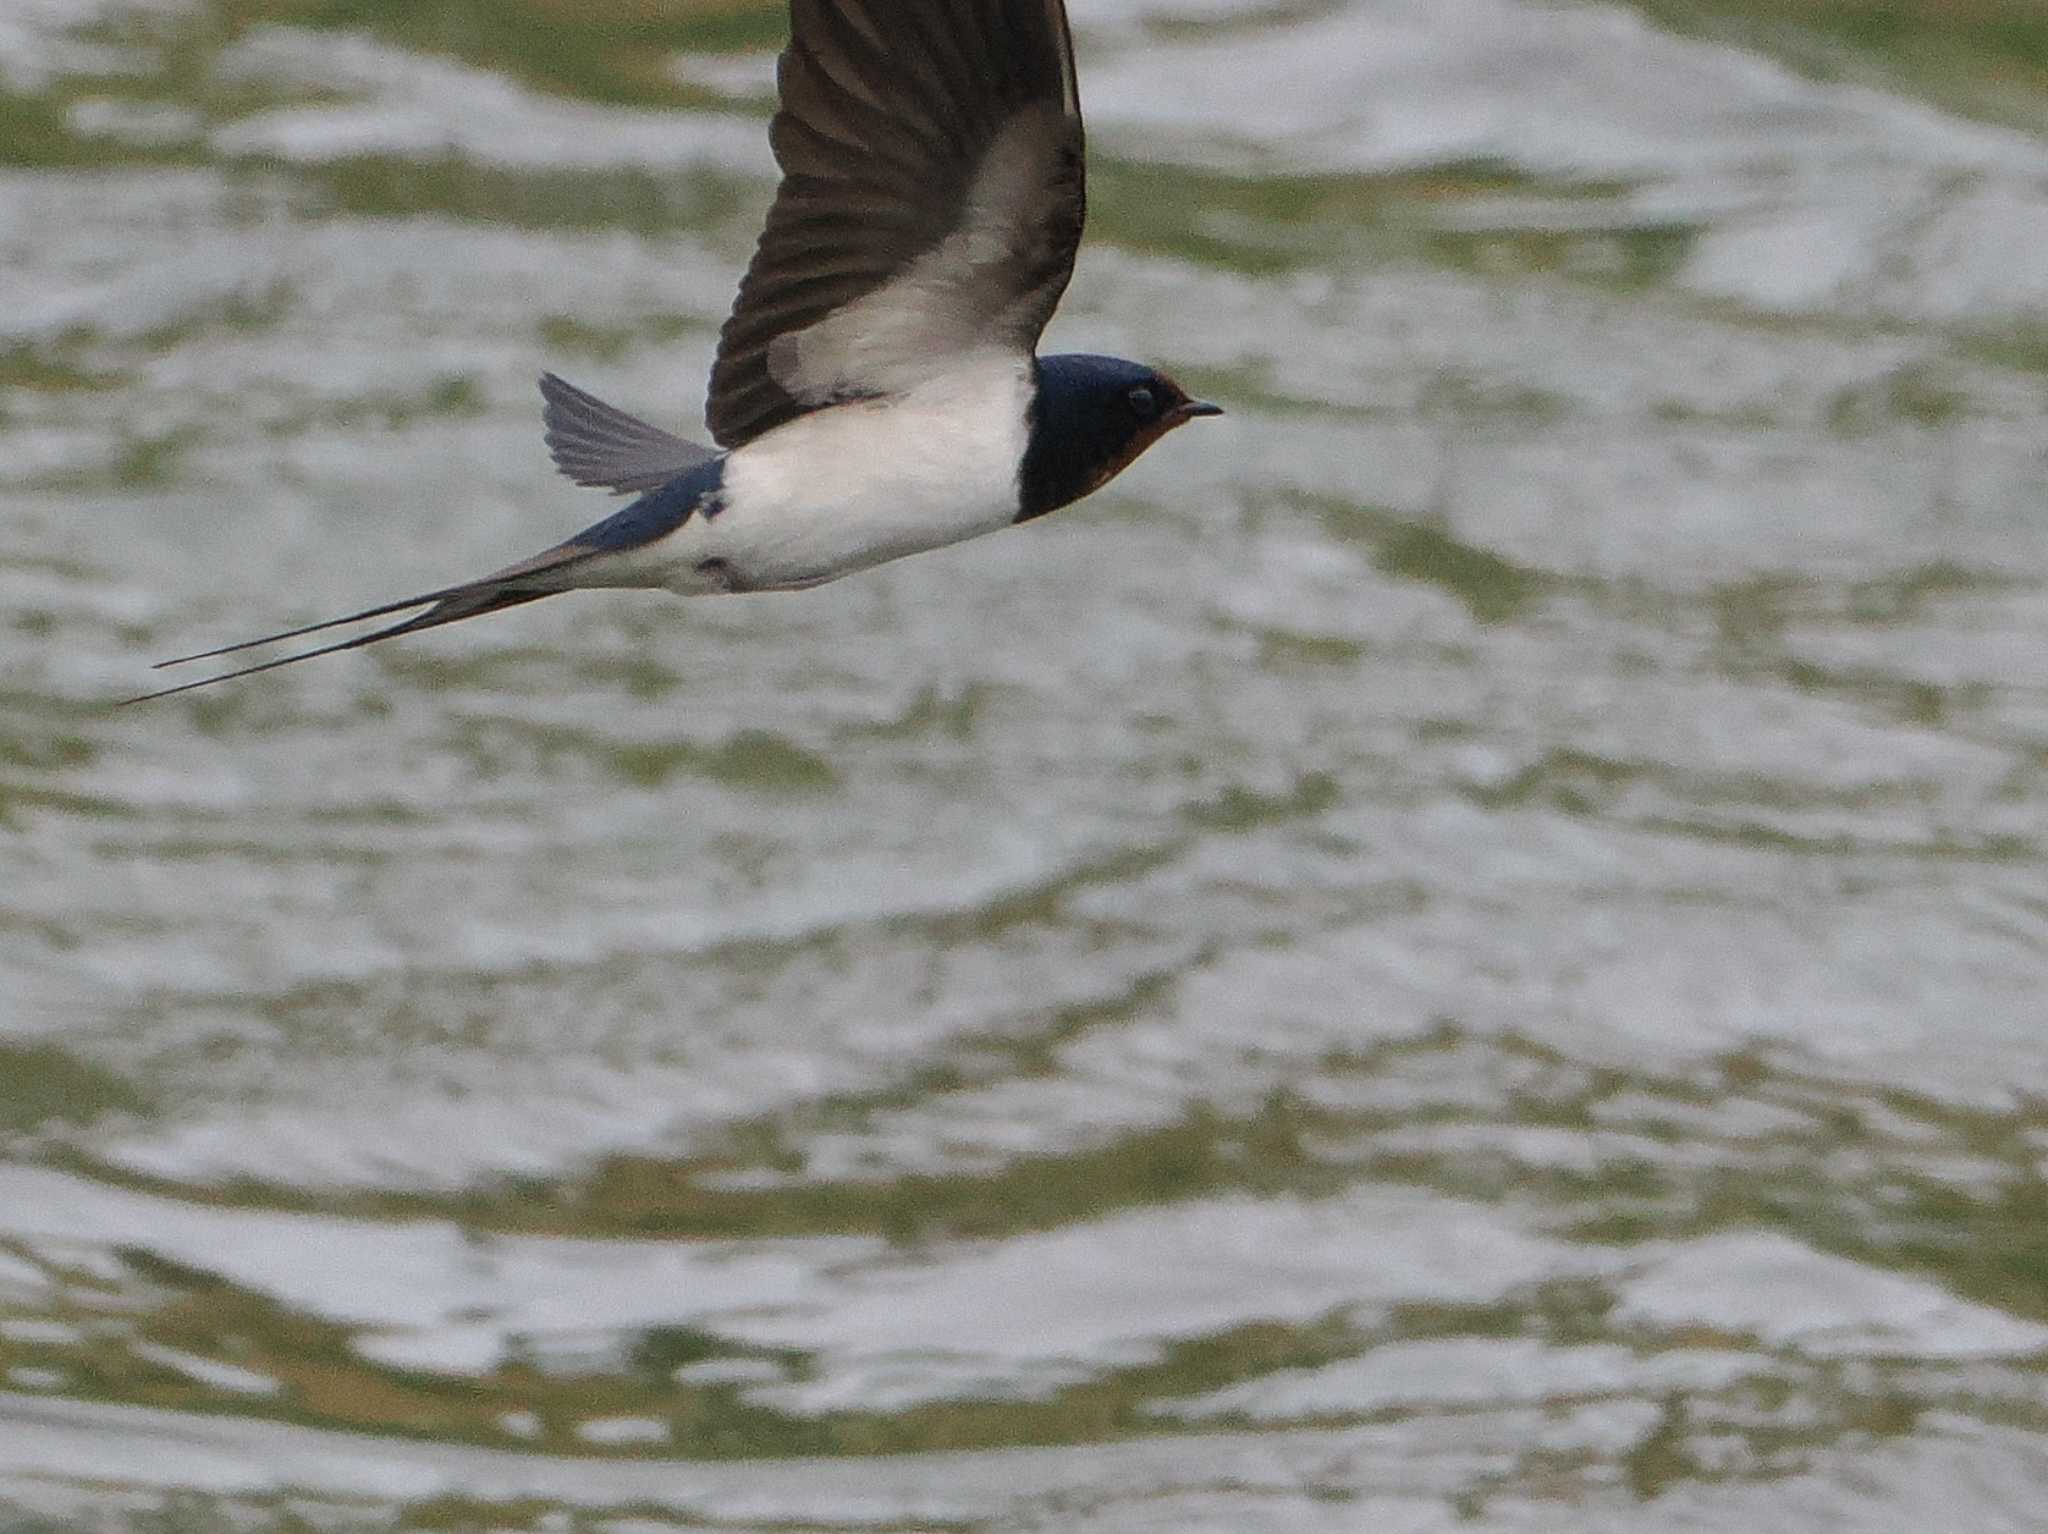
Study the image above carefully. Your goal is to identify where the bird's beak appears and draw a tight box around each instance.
[1175,399,1224,421]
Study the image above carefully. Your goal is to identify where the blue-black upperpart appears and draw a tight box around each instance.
[570,454,727,555]
[1017,354,1220,522]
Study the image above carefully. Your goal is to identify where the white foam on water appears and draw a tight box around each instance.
[1616,1232,2048,1359]
[128,1343,282,1397]
[1156,1337,1758,1420]
[724,1187,1620,1413]
[0,0,184,90]
[212,27,771,175]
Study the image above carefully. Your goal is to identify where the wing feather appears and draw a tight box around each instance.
[706,0,1085,450]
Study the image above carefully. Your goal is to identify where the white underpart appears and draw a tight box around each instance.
[611,351,1034,596]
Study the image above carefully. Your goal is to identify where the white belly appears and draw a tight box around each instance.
[625,352,1033,595]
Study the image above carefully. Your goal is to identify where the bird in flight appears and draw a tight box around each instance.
[133,0,1219,703]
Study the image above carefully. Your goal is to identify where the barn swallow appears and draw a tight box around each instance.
[132,0,1219,703]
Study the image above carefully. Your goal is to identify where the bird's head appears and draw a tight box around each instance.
[1018,354,1222,521]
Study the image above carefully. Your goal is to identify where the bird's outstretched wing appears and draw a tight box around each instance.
[706,0,1085,450]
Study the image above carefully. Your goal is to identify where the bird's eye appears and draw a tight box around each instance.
[1127,385,1159,421]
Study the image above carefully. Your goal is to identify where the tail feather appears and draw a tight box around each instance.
[540,372,714,495]
[131,442,724,705]
[124,558,595,706]
[148,584,477,672]
[123,585,558,705]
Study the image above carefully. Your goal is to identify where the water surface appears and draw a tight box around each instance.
[6,0,2048,1528]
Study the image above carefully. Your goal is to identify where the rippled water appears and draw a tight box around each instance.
[8,0,2048,1527]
